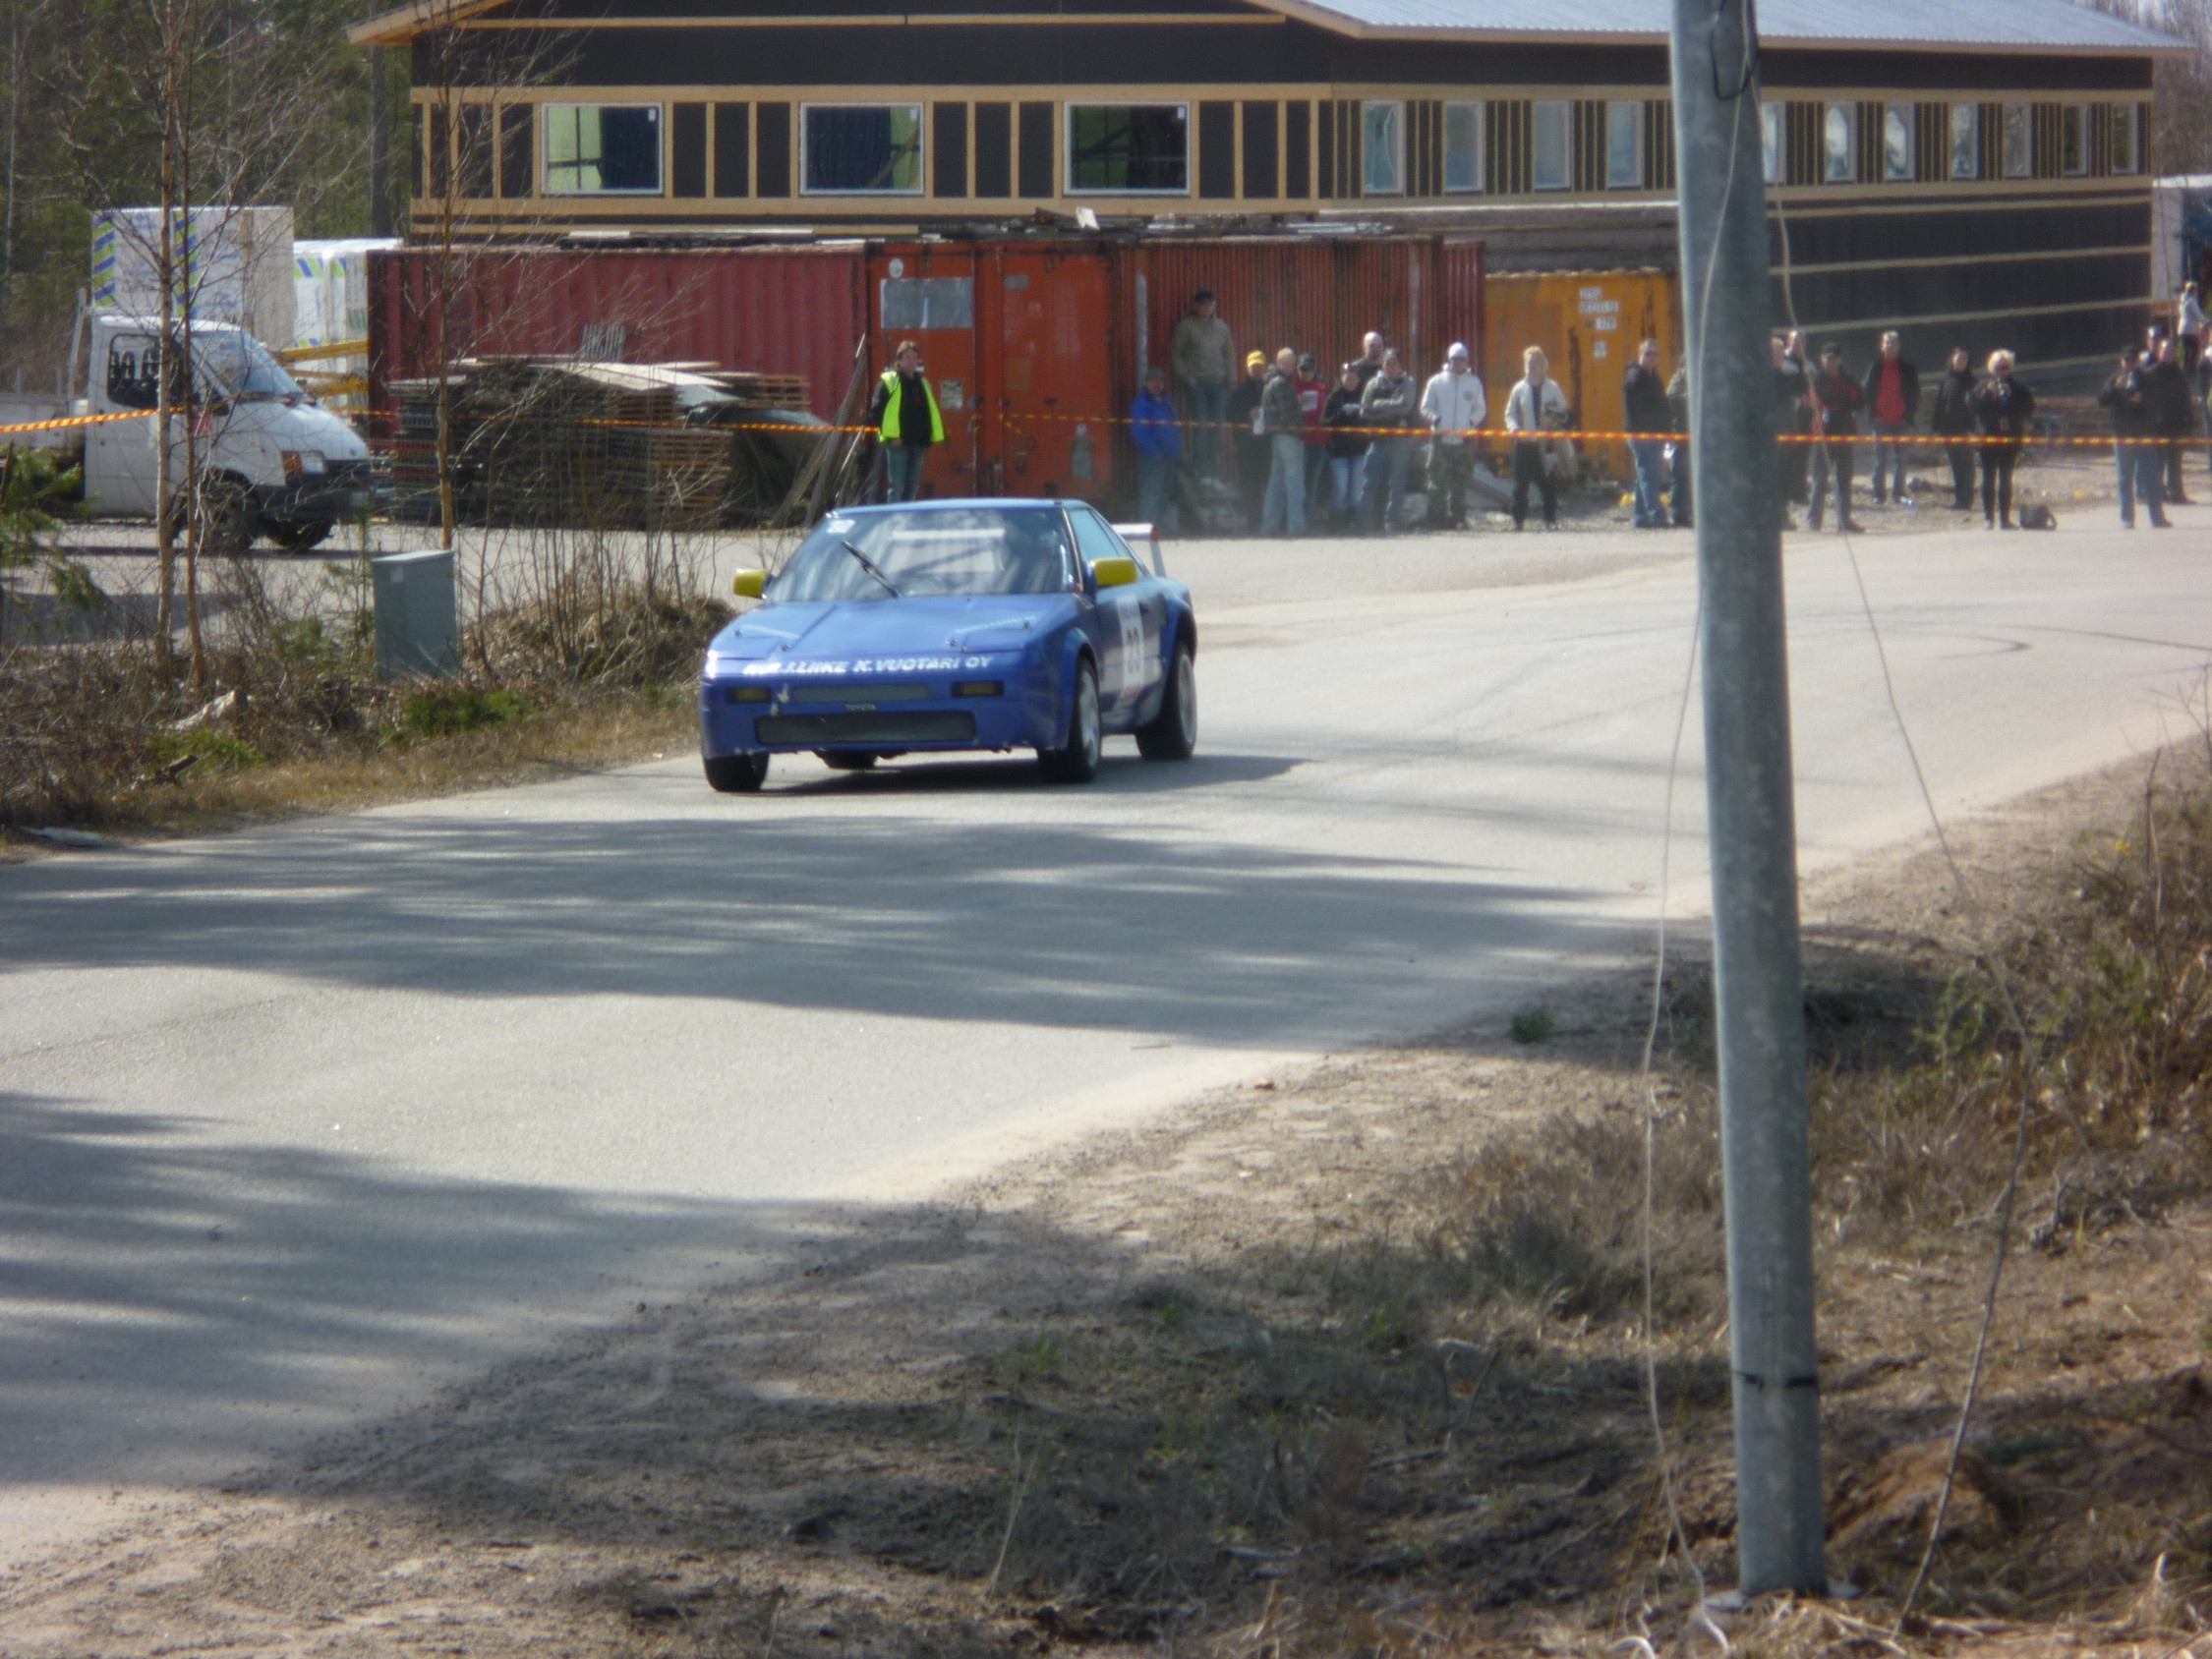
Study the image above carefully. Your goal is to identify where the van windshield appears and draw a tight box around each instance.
[196,330,305,403]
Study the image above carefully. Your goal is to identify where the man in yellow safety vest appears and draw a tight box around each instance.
[868,339,945,501]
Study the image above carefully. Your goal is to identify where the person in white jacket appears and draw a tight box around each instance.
[1503,346,1572,529]
[1421,342,1487,529]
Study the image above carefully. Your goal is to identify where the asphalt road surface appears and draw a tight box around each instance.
[7,512,2212,1567]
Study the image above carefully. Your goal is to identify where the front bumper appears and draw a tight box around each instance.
[697,657,1055,758]
[253,458,381,525]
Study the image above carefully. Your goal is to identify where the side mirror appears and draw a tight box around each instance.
[731,569,769,600]
[1090,556,1138,592]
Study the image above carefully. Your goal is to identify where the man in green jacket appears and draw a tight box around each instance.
[867,340,945,502]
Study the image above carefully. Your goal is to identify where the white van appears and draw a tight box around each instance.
[3,314,377,552]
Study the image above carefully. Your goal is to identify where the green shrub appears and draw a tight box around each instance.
[154,728,264,772]
[1508,1007,1556,1045]
[400,686,530,738]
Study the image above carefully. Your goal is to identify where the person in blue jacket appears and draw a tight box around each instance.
[1131,365,1183,529]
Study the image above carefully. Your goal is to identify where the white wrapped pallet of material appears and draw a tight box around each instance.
[90,206,296,343]
[293,245,332,347]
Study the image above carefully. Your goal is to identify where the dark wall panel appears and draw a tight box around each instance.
[933,101,968,197]
[975,101,1012,196]
[714,101,749,196]
[1243,101,1277,200]
[671,101,708,198]
[1018,100,1054,197]
[499,104,535,198]
[1285,100,1310,199]
[756,101,790,198]
[1198,100,1236,200]
[442,24,2152,95]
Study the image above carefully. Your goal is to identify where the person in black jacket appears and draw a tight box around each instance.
[2098,345,2170,528]
[1321,363,1370,530]
[1623,339,1673,528]
[2145,330,2196,505]
[1861,331,1922,506]
[1771,335,1809,530]
[1930,348,1980,511]
[1226,350,1270,533]
[1808,343,1865,533]
[1970,349,2034,530]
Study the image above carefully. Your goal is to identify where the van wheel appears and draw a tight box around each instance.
[267,519,334,553]
[200,479,259,558]
[704,753,770,793]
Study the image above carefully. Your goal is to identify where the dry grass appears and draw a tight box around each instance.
[0,552,728,838]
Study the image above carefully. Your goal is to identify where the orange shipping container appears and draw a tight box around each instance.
[1482,269,1682,478]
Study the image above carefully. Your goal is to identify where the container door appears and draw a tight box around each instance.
[870,248,981,500]
[990,249,1115,505]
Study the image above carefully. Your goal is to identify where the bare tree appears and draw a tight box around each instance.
[49,0,358,685]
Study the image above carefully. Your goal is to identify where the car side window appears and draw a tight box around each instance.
[1070,505,1129,574]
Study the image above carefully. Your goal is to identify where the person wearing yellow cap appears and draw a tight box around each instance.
[1227,348,1271,532]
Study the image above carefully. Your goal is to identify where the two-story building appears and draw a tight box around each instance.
[354,0,2180,382]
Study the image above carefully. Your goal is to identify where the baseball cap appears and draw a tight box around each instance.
[1447,341,1470,360]
[1246,350,1267,369]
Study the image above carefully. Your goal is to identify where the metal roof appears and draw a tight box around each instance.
[1261,0,2182,50]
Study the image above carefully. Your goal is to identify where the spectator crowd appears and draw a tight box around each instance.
[884,281,2212,537]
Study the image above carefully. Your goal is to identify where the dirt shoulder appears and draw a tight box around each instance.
[5,747,2209,1658]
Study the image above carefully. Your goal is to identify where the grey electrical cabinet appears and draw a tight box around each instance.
[372,549,459,679]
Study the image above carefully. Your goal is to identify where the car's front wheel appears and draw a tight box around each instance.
[1037,658,1101,783]
[704,752,770,793]
[1135,638,1197,761]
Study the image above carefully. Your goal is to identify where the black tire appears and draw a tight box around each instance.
[266,519,335,553]
[1037,657,1102,783]
[704,752,770,793]
[818,752,878,772]
[200,477,260,558]
[1135,637,1197,762]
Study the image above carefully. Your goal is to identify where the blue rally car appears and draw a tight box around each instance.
[698,498,1196,791]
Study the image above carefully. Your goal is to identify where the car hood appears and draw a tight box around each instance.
[710,594,1078,663]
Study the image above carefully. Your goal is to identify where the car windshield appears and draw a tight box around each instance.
[195,329,305,403]
[770,506,1077,601]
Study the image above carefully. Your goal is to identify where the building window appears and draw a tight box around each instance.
[1880,105,1912,182]
[2060,104,2088,176]
[1949,103,1978,180]
[1065,103,1188,194]
[1823,103,1856,182]
[1362,101,1403,194]
[801,103,922,194]
[1605,100,1642,189]
[1761,101,1783,184]
[2114,103,2141,174]
[2002,103,2032,178]
[1444,100,1484,193]
[1533,99,1569,191]
[544,104,661,195]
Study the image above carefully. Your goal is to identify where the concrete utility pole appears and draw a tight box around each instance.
[1667,0,1828,1597]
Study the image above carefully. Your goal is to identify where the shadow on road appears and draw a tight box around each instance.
[0,795,1623,1046]
[0,1090,780,1490]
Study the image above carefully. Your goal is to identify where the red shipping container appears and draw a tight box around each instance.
[369,236,1483,513]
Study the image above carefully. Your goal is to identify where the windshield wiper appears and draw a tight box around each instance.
[839,540,901,598]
